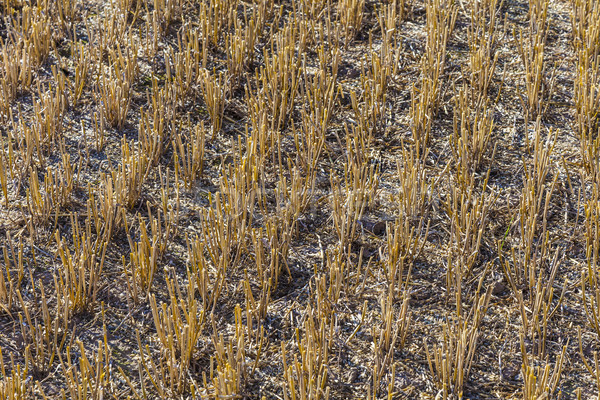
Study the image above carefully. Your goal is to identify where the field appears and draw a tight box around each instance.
[0,0,599,398]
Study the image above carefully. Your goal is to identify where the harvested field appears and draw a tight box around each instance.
[0,0,599,398]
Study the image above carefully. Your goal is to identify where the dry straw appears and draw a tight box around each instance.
[0,0,597,397]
